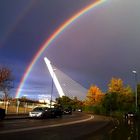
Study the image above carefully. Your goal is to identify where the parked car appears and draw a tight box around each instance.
[0,108,5,120]
[29,107,62,119]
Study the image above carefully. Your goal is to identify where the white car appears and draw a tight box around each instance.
[29,107,52,118]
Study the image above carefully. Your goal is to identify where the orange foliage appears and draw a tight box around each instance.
[108,77,124,93]
[85,85,104,105]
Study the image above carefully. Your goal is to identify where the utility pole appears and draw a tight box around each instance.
[132,70,138,112]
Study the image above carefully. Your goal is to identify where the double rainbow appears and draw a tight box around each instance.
[15,0,106,98]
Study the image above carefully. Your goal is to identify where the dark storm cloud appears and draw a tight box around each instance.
[0,1,95,67]
[0,0,97,98]
[1,0,140,99]
[44,0,140,91]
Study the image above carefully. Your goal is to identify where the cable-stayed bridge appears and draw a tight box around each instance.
[44,57,87,100]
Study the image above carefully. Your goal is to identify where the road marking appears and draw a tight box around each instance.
[0,115,94,134]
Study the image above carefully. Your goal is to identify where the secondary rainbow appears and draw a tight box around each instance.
[15,0,106,98]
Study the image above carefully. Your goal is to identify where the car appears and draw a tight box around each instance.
[77,108,82,112]
[29,107,55,119]
[63,108,72,115]
[0,108,5,120]
[52,108,63,117]
[124,112,136,119]
[29,107,63,119]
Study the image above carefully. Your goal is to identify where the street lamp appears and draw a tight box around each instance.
[132,70,138,112]
[50,69,56,108]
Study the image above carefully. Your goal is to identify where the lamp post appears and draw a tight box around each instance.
[132,70,138,112]
[50,69,56,108]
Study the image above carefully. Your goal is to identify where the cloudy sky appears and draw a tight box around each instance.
[0,0,140,100]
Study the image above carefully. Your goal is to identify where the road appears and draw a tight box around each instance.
[0,112,112,140]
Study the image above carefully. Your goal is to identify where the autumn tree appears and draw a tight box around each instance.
[0,67,13,108]
[85,85,104,106]
[105,77,134,112]
[108,77,124,93]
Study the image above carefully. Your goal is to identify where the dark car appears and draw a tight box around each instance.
[124,112,136,119]
[29,107,63,119]
[52,108,63,117]
[63,108,72,115]
[0,108,5,120]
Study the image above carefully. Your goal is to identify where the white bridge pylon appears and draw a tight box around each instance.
[44,57,65,97]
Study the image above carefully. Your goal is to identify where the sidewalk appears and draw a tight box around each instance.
[4,114,29,120]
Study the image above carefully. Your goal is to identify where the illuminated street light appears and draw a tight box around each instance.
[132,70,137,74]
[132,70,138,112]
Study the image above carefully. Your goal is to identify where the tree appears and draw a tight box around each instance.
[55,96,83,110]
[108,77,124,93]
[85,85,104,106]
[106,77,134,112]
[55,96,72,109]
[101,92,118,114]
[71,96,83,110]
[0,67,13,108]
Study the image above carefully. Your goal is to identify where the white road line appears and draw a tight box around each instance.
[0,115,94,134]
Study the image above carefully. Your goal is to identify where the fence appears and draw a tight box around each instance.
[0,100,47,114]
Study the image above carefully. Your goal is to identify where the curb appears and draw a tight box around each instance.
[4,114,29,120]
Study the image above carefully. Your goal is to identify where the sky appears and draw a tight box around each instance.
[0,0,140,100]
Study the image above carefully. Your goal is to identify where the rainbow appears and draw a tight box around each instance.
[15,0,106,98]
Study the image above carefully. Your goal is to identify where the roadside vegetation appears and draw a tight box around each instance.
[83,77,140,117]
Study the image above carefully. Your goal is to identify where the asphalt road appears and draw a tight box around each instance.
[0,112,112,140]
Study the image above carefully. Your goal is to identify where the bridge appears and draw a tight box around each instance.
[44,57,87,100]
